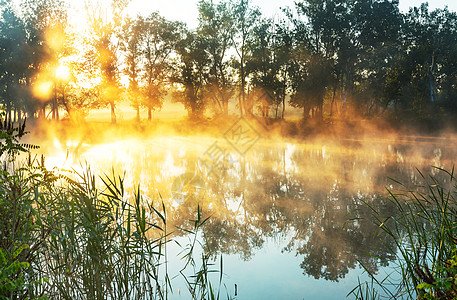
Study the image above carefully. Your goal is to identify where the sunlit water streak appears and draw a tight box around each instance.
[35,133,457,299]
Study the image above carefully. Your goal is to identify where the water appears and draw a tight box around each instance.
[36,128,457,299]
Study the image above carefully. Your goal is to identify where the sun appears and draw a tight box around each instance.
[32,80,53,101]
[55,65,71,81]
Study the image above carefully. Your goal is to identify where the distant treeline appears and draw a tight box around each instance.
[0,0,456,124]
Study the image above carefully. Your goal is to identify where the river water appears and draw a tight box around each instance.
[35,121,457,299]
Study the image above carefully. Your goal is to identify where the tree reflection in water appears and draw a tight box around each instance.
[42,136,457,282]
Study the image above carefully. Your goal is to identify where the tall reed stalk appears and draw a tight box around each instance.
[350,167,457,299]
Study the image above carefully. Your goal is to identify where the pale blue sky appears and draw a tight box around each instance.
[125,0,457,29]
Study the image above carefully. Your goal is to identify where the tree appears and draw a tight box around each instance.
[231,0,261,117]
[247,19,274,117]
[290,0,405,119]
[141,13,181,120]
[401,4,457,114]
[121,16,144,121]
[85,0,128,124]
[173,29,210,118]
[289,53,329,119]
[350,0,403,116]
[0,2,29,122]
[289,0,347,120]
[246,17,294,119]
[273,17,294,119]
[197,0,234,116]
[0,0,70,122]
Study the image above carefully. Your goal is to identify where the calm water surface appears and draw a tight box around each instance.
[37,130,457,299]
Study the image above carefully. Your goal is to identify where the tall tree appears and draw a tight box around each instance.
[274,17,294,119]
[350,0,403,116]
[0,2,29,122]
[290,0,404,119]
[141,13,181,120]
[247,18,291,119]
[121,16,144,121]
[289,0,339,119]
[402,4,457,113]
[247,19,275,117]
[231,0,261,117]
[197,0,234,116]
[86,0,128,124]
[4,0,69,121]
[173,29,210,118]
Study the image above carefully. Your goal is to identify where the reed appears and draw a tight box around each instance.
[349,167,457,299]
[0,119,230,300]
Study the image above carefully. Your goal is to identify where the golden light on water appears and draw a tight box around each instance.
[36,128,456,204]
[41,136,201,178]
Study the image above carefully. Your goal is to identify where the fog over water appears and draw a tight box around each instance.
[25,119,457,299]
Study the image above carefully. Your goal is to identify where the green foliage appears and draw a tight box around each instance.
[0,245,47,300]
[350,167,457,299]
[0,245,29,298]
[173,29,210,118]
[3,0,457,123]
[0,117,28,159]
[0,117,49,300]
[197,0,234,116]
[33,168,229,299]
[416,249,457,299]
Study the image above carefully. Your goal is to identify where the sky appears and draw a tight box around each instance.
[122,0,457,29]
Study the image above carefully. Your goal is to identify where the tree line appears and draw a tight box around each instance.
[1,0,457,124]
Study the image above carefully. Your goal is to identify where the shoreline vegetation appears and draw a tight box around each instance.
[350,167,457,299]
[0,118,230,300]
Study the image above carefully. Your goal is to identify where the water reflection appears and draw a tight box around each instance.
[38,134,457,282]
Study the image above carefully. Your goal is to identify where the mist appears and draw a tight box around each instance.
[2,0,457,299]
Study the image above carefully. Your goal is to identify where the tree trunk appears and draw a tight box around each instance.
[148,107,152,121]
[62,88,71,119]
[52,94,56,120]
[240,55,245,117]
[330,84,337,116]
[318,97,323,120]
[223,98,228,116]
[429,51,435,103]
[340,72,345,114]
[281,80,286,120]
[344,64,350,108]
[110,101,116,124]
[52,84,59,120]
[7,102,12,124]
[40,105,45,119]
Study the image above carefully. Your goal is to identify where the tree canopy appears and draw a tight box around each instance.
[0,0,456,125]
